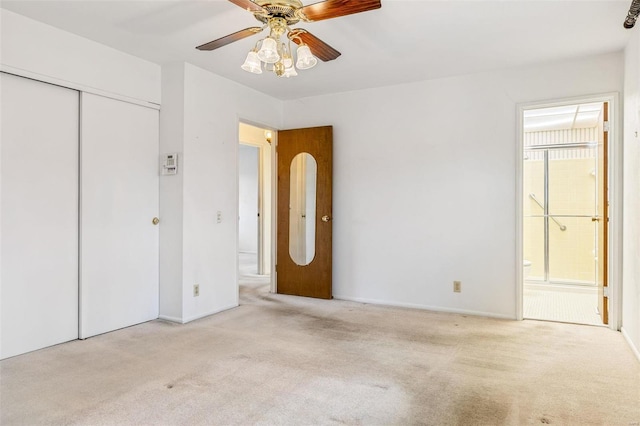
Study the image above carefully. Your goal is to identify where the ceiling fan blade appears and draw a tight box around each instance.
[227,0,267,14]
[288,29,341,62]
[196,27,263,51]
[299,0,381,22]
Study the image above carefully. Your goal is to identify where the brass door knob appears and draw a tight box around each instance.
[322,215,331,222]
[591,217,600,222]
[152,217,160,225]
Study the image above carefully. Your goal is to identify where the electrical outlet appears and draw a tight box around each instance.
[216,211,222,224]
[453,281,462,293]
[194,284,200,297]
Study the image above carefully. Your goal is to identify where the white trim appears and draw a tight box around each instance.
[334,295,515,320]
[160,304,238,324]
[608,94,623,331]
[1,65,160,110]
[182,305,238,324]
[516,92,621,331]
[516,105,525,321]
[621,327,640,362]
[158,315,183,324]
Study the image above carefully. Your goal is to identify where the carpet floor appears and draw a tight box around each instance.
[1,275,639,425]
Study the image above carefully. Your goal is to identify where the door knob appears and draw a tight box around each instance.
[152,217,160,225]
[322,215,331,222]
[591,217,600,222]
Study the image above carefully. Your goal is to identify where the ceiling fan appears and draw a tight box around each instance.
[196,0,382,77]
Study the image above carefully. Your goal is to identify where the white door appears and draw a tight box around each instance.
[80,93,159,338]
[1,73,79,359]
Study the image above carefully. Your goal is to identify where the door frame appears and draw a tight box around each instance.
[237,119,278,294]
[516,92,622,330]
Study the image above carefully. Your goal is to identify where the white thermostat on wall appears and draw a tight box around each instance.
[161,153,178,175]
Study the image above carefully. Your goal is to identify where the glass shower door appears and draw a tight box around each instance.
[547,146,597,285]
[523,145,598,286]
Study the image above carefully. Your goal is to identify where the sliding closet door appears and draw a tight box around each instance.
[80,93,159,338]
[1,73,79,359]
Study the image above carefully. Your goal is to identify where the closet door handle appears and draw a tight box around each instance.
[152,217,160,225]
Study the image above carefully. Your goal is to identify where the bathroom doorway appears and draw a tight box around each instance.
[238,122,274,298]
[521,101,608,326]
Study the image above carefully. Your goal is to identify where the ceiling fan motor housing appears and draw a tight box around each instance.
[253,0,306,25]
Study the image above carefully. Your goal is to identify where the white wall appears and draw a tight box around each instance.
[0,9,160,104]
[623,35,640,359]
[159,63,186,321]
[160,63,282,323]
[282,52,623,319]
[238,145,259,253]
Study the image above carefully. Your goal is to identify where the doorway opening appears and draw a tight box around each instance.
[238,122,274,300]
[521,101,609,326]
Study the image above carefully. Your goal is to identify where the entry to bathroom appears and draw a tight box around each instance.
[522,101,608,326]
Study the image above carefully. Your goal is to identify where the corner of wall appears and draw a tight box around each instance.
[159,62,186,321]
[622,29,640,357]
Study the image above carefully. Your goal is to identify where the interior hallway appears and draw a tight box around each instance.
[1,276,638,425]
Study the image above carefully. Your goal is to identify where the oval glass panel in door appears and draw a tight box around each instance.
[289,152,317,266]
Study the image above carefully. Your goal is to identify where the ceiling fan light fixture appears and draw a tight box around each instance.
[282,63,298,78]
[197,0,382,78]
[296,44,317,70]
[241,50,263,74]
[274,61,286,77]
[257,37,280,63]
[281,42,293,68]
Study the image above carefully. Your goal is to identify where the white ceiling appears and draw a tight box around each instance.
[1,0,633,100]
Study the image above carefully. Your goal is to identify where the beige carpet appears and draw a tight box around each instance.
[1,276,639,425]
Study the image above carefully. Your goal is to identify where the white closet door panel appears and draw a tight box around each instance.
[80,93,159,338]
[1,73,79,359]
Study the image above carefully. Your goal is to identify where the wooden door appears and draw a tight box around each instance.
[1,73,79,359]
[80,93,160,338]
[596,102,609,324]
[277,126,332,299]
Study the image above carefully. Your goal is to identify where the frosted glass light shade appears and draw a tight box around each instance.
[283,64,298,78]
[296,45,317,70]
[241,51,262,74]
[257,37,280,63]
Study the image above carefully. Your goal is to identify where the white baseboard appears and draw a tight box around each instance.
[333,295,514,320]
[621,326,640,362]
[158,315,183,324]
[158,304,238,324]
[183,304,238,324]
